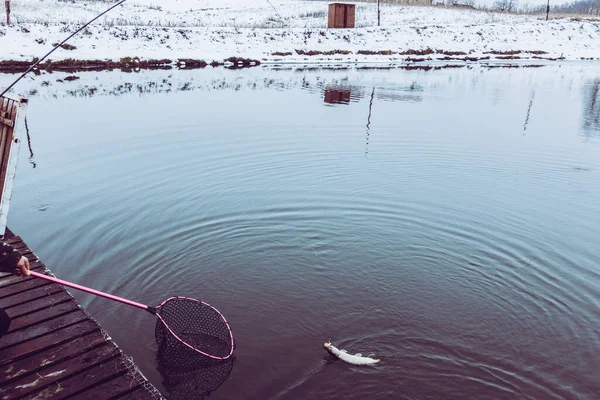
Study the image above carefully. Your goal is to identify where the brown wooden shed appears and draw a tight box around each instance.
[328,3,355,29]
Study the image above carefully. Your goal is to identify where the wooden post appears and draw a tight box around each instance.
[378,0,381,27]
[545,0,550,21]
[0,94,28,236]
[5,0,10,25]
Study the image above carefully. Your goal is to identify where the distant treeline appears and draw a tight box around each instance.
[519,0,599,14]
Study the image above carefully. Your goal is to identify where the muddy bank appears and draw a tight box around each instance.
[0,57,261,74]
[265,48,591,63]
[1,49,577,75]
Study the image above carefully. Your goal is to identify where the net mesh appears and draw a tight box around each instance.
[155,297,233,360]
[157,343,235,400]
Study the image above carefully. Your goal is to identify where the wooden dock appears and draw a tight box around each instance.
[0,230,164,400]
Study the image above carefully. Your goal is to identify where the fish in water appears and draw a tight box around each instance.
[323,340,380,366]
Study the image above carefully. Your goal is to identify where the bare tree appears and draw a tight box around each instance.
[582,79,600,138]
[551,0,600,15]
[493,0,518,11]
[447,0,475,5]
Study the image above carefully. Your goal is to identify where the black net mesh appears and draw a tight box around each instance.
[155,297,233,360]
[157,340,235,400]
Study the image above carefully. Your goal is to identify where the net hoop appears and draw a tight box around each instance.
[156,296,235,360]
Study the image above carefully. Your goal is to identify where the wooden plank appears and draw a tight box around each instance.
[0,283,64,309]
[3,235,22,245]
[0,264,50,287]
[0,320,100,366]
[0,98,8,199]
[7,300,80,332]
[0,100,16,189]
[7,240,32,251]
[4,240,37,253]
[4,291,72,319]
[5,352,129,399]
[0,309,88,349]
[0,330,107,385]
[0,99,16,200]
[0,343,119,400]
[0,233,160,399]
[0,277,52,299]
[56,366,142,400]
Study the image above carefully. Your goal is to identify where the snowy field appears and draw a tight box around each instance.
[0,0,599,63]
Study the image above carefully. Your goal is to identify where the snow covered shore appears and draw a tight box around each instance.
[1,0,599,65]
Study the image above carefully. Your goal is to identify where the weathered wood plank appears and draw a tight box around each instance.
[11,249,37,259]
[7,245,36,257]
[7,300,80,332]
[0,250,40,266]
[0,266,47,288]
[0,232,161,399]
[4,291,72,319]
[3,233,22,242]
[6,239,29,249]
[0,237,36,256]
[0,343,118,400]
[0,309,88,349]
[0,330,107,385]
[7,246,39,259]
[0,98,16,199]
[0,99,17,194]
[0,99,8,207]
[0,283,64,309]
[0,258,45,274]
[0,98,9,180]
[46,360,136,399]
[2,233,19,243]
[0,320,100,366]
[0,278,52,299]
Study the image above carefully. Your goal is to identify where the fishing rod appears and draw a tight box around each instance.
[0,0,127,98]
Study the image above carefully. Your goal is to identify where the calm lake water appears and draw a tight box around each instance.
[4,63,600,399]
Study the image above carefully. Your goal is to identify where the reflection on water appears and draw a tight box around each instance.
[582,79,600,137]
[323,85,359,105]
[24,117,36,168]
[157,344,234,400]
[2,64,598,141]
[523,90,535,133]
[365,87,375,156]
[4,63,600,400]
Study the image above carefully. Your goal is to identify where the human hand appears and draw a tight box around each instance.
[15,256,30,277]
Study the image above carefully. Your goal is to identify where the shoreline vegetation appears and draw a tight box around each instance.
[0,57,261,73]
[0,49,583,74]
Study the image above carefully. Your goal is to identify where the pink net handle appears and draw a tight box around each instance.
[29,270,151,311]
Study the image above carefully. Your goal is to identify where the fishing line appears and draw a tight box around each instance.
[0,0,127,98]
[266,0,283,21]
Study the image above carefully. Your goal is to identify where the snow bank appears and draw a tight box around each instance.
[0,0,599,63]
